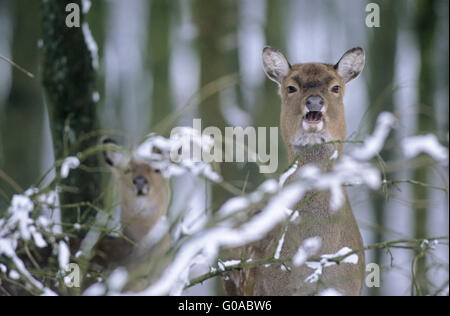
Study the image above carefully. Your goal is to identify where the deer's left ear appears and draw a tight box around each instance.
[334,47,365,83]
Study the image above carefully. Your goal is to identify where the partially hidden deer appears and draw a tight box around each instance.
[224,46,366,296]
[102,138,170,246]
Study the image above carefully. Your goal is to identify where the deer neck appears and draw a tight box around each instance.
[287,142,342,172]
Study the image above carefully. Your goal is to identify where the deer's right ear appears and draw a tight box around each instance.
[262,46,291,85]
[102,138,127,169]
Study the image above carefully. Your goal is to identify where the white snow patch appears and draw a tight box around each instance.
[82,22,99,69]
[293,237,322,267]
[318,288,343,296]
[402,134,448,163]
[305,247,358,284]
[61,156,80,179]
[58,241,70,270]
[352,112,396,160]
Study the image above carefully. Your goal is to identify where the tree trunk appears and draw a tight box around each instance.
[192,0,241,207]
[149,0,172,127]
[366,0,399,296]
[412,0,438,296]
[41,0,101,230]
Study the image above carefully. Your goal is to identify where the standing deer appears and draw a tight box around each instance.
[224,46,365,296]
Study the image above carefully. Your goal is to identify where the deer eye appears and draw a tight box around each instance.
[331,85,340,93]
[154,169,161,174]
[287,86,297,94]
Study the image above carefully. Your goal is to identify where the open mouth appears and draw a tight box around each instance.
[304,111,323,124]
[136,188,148,196]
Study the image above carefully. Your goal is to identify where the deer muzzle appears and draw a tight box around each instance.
[133,176,149,196]
[304,95,324,126]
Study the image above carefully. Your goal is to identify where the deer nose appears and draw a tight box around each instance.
[306,95,324,112]
[133,176,148,191]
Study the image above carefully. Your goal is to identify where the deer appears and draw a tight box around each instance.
[102,138,170,245]
[224,46,366,296]
[85,138,171,290]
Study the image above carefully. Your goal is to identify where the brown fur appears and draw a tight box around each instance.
[115,161,168,243]
[224,47,365,296]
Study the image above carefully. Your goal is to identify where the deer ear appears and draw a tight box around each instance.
[262,46,291,85]
[334,47,365,83]
[102,138,127,169]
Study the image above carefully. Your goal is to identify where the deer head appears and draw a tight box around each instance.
[262,46,365,164]
[102,138,168,243]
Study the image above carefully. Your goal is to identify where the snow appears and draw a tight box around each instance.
[278,161,298,187]
[402,134,448,163]
[58,241,70,270]
[9,270,20,280]
[322,247,359,265]
[124,113,400,295]
[143,216,170,248]
[92,91,100,102]
[292,237,322,267]
[3,111,441,296]
[351,112,396,160]
[37,190,62,235]
[81,0,91,14]
[330,150,339,160]
[134,132,222,183]
[31,227,47,248]
[318,288,343,296]
[83,283,106,296]
[61,156,80,179]
[274,231,286,260]
[298,156,381,211]
[304,247,359,284]
[7,194,34,240]
[107,268,128,293]
[0,237,56,295]
[128,178,307,296]
[82,22,99,69]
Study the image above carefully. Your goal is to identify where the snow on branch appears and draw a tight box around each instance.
[135,130,222,183]
[1,111,447,296]
[0,191,58,295]
[118,112,408,296]
[402,134,448,164]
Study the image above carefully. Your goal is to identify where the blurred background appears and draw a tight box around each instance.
[0,0,448,295]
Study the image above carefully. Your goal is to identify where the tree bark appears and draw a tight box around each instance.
[41,0,101,230]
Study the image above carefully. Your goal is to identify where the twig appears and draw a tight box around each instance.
[383,179,448,194]
[0,54,35,78]
[0,169,23,193]
[151,74,240,136]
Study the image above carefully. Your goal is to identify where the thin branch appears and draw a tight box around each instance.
[0,54,35,78]
[383,179,448,194]
[0,169,23,193]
